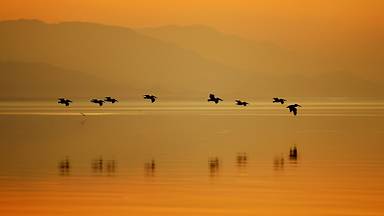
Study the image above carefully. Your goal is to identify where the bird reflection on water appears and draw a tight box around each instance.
[58,157,71,175]
[145,159,156,177]
[289,145,298,160]
[92,157,117,175]
[209,157,220,177]
[274,145,301,170]
[106,160,117,174]
[57,147,300,176]
[289,145,299,166]
[236,152,248,167]
[273,155,285,171]
[92,156,104,173]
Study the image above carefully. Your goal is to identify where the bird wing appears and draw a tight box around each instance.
[209,94,215,100]
[293,108,297,116]
[151,97,156,103]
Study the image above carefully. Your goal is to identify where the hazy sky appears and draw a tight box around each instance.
[1,0,383,49]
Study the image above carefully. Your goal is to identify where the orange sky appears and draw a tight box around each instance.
[0,0,383,48]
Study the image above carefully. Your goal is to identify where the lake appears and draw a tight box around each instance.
[0,99,383,215]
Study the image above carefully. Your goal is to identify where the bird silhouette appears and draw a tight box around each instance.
[58,98,72,106]
[273,97,287,104]
[144,95,157,103]
[286,104,301,116]
[90,99,105,106]
[235,100,249,106]
[208,94,223,104]
[104,96,118,103]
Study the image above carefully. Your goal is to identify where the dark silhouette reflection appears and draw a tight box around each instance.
[144,95,157,103]
[289,145,298,160]
[235,100,249,106]
[58,157,71,175]
[104,96,118,103]
[90,98,105,106]
[106,160,117,173]
[207,94,223,104]
[273,155,285,171]
[92,157,117,175]
[273,97,287,104]
[236,152,248,167]
[92,156,104,172]
[286,104,302,116]
[209,157,220,176]
[145,159,156,176]
[58,98,72,106]
[80,112,87,125]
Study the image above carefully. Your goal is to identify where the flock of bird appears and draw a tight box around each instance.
[58,94,302,116]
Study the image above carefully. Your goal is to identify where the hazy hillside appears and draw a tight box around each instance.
[138,25,384,83]
[138,25,307,75]
[0,20,243,98]
[0,20,382,99]
[0,61,117,99]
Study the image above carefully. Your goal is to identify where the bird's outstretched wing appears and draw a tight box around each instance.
[151,97,156,103]
[293,108,297,116]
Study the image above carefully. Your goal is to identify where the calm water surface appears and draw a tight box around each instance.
[0,100,383,215]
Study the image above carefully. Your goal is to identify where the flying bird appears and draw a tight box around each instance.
[104,96,118,103]
[286,104,301,116]
[273,97,287,104]
[144,95,157,103]
[58,98,72,106]
[235,100,249,106]
[90,99,105,106]
[207,94,223,104]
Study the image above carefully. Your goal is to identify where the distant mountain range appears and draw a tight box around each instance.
[0,19,382,99]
